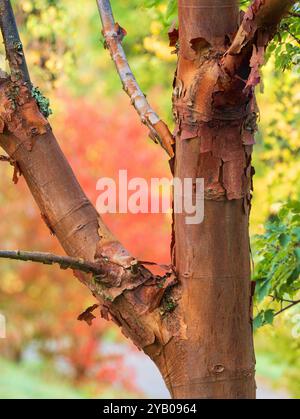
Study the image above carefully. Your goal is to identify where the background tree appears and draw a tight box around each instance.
[0,0,299,399]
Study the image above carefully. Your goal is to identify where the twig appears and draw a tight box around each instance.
[96,0,174,157]
[0,154,10,162]
[0,0,31,86]
[274,300,300,317]
[288,12,300,18]
[284,24,300,45]
[0,250,103,275]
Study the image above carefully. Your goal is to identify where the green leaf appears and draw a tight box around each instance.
[253,312,264,331]
[295,248,300,263]
[279,233,291,247]
[256,278,272,302]
[165,0,177,22]
[264,309,275,326]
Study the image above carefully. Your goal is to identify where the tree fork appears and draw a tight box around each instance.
[0,0,177,359]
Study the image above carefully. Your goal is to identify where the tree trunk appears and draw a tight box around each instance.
[0,0,295,400]
[147,0,256,398]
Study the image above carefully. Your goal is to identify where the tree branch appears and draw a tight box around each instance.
[288,11,300,18]
[282,22,300,44]
[0,250,103,275]
[0,0,31,86]
[96,0,174,158]
[274,299,300,317]
[222,0,297,80]
[0,81,177,351]
[227,0,296,57]
[0,1,178,355]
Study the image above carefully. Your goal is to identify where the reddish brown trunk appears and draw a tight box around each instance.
[0,0,294,400]
[149,0,256,398]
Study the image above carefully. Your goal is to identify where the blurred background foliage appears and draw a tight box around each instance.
[0,0,299,398]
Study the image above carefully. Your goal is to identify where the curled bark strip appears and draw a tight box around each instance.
[78,304,99,326]
[0,154,22,183]
[168,21,179,47]
[178,0,239,58]
[96,0,174,157]
[0,79,49,150]
[12,159,21,183]
[0,0,31,86]
[0,154,9,162]
[224,0,297,82]
[172,49,256,203]
[95,236,177,303]
[0,250,104,275]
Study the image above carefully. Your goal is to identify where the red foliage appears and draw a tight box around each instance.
[54,92,171,264]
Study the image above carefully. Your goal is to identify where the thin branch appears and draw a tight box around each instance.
[279,298,300,304]
[274,300,300,317]
[283,23,300,44]
[0,154,10,162]
[288,11,300,18]
[0,250,103,275]
[96,0,174,158]
[0,0,31,86]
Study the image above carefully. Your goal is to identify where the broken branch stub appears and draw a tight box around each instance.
[96,0,174,157]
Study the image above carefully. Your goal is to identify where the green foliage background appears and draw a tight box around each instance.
[0,0,299,398]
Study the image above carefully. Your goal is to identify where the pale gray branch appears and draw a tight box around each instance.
[0,250,102,275]
[96,0,174,157]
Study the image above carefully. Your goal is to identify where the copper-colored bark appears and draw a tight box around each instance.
[160,0,295,399]
[224,0,297,80]
[0,0,296,400]
[0,78,177,354]
[166,0,257,399]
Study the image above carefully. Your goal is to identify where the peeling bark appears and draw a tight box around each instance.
[159,0,296,400]
[0,79,49,150]
[164,0,257,399]
[0,0,296,400]
[224,0,297,85]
